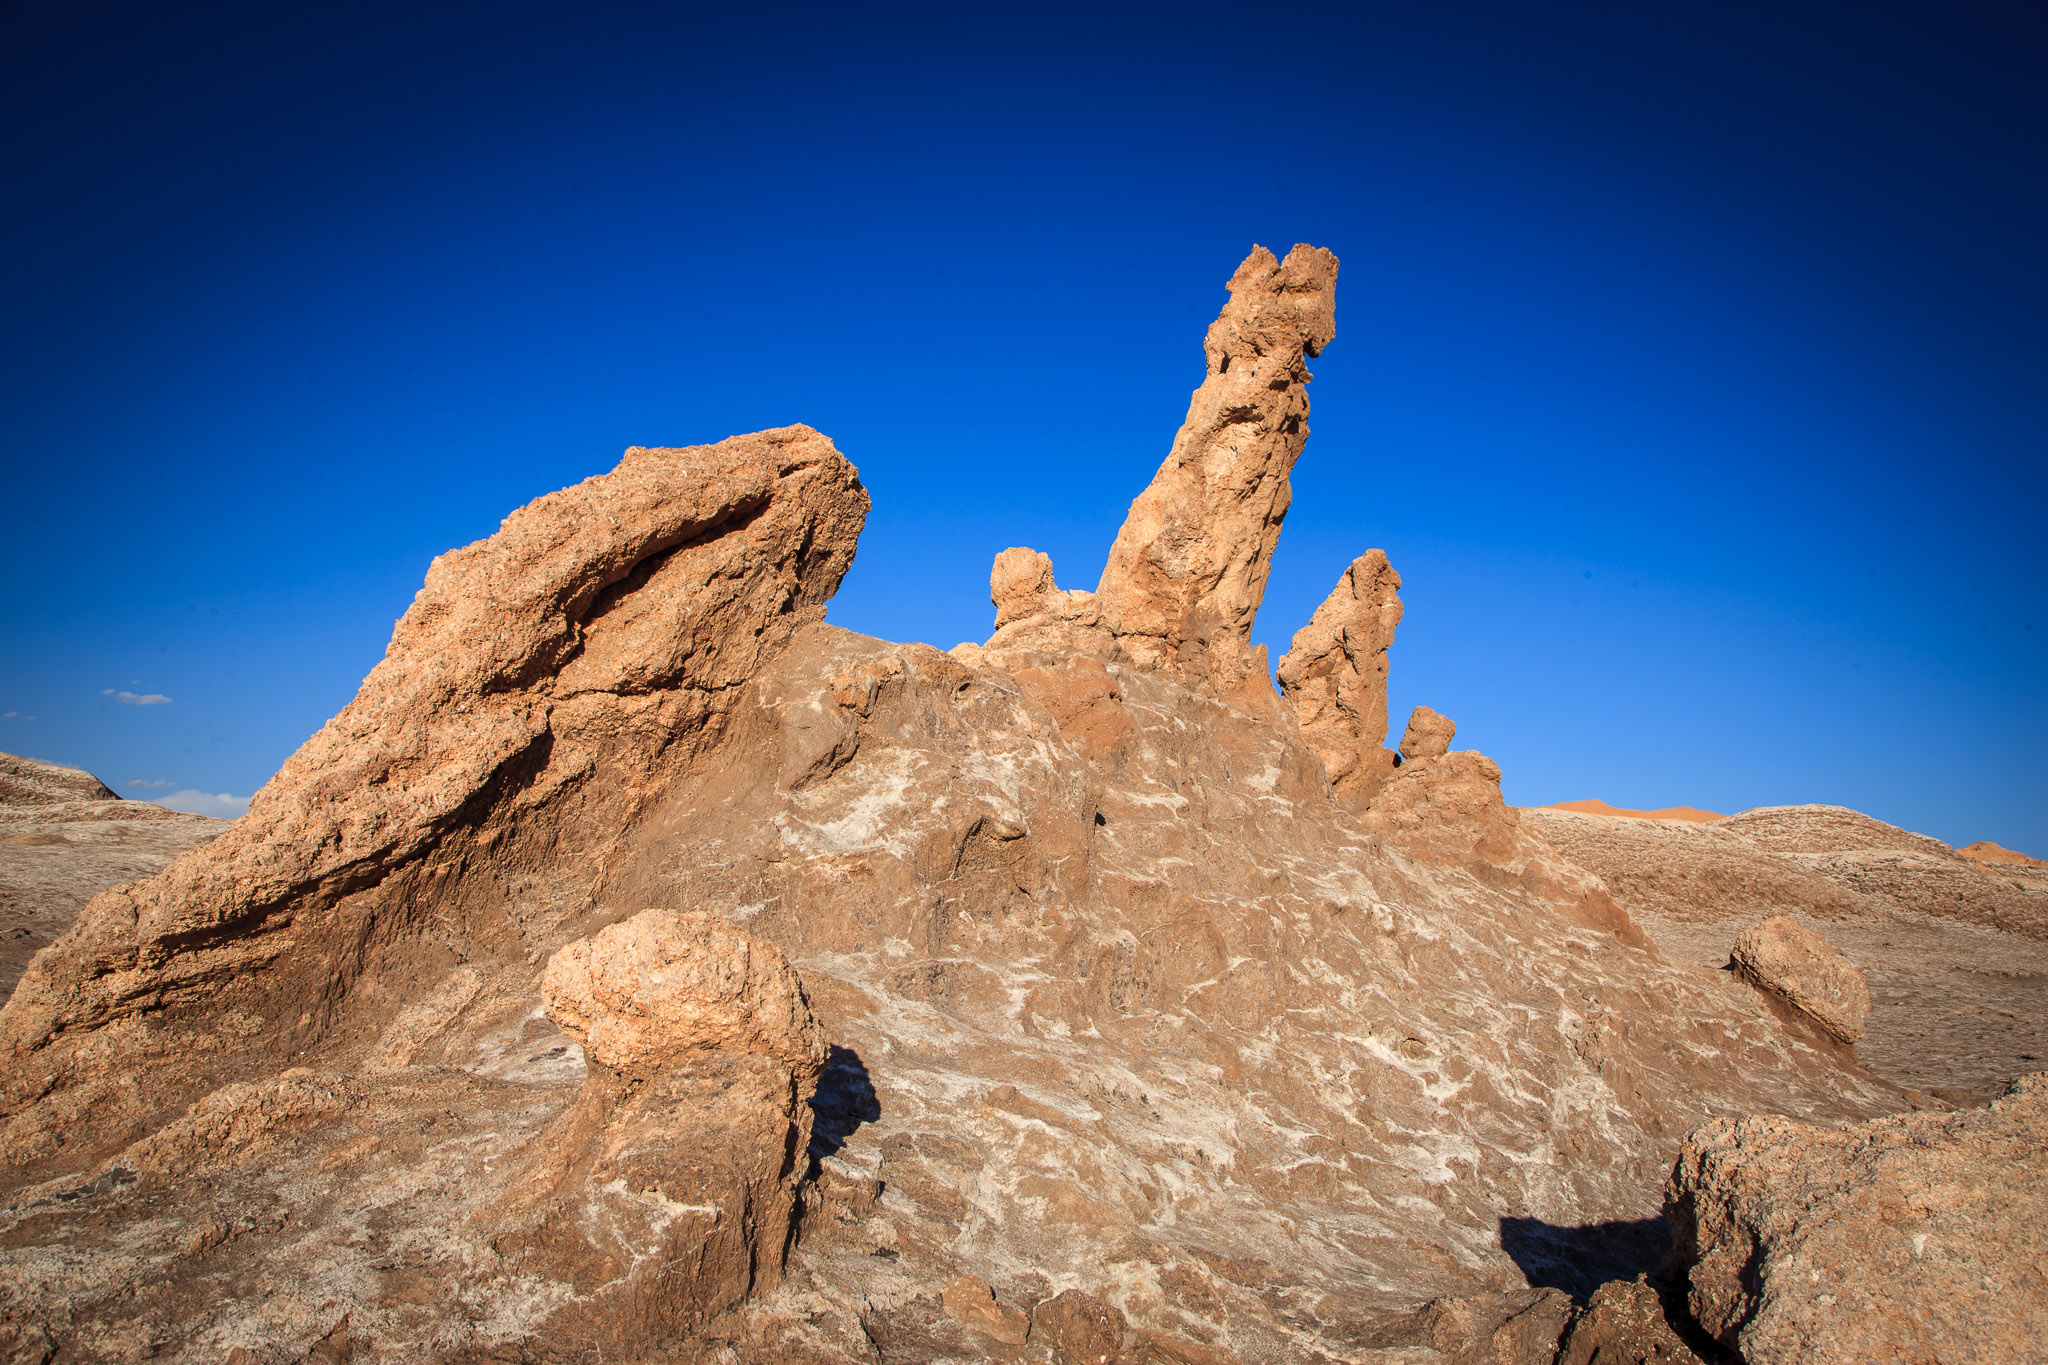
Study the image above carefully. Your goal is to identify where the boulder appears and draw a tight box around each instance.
[1730,915,1871,1044]
[1275,549,1404,804]
[1554,1278,1706,1364]
[1665,1073,2048,1364]
[541,907,826,1082]
[1398,704,1457,761]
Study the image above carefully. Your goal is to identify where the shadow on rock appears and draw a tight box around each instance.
[1498,1214,1670,1299]
[809,1044,880,1156]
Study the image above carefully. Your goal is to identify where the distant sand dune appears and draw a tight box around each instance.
[1960,839,2045,867]
[1544,797,1725,823]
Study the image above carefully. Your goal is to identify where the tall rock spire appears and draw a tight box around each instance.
[1092,243,1338,691]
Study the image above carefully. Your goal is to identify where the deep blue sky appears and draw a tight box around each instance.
[3,2,2043,850]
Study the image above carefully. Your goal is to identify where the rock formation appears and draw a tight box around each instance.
[1399,705,1458,761]
[1274,549,1404,804]
[987,244,1338,707]
[1,246,2038,1362]
[1665,1074,2048,1363]
[478,910,827,1345]
[1730,915,1871,1044]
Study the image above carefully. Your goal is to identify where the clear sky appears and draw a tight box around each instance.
[3,1,2043,851]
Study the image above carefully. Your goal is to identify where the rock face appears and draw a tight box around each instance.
[1730,915,1871,1044]
[1274,549,1404,804]
[1666,1073,2048,1364]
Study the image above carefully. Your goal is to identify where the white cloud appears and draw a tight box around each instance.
[1,711,14,719]
[102,689,172,706]
[148,789,249,819]
[130,779,178,790]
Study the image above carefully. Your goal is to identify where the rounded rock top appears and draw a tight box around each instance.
[541,908,827,1081]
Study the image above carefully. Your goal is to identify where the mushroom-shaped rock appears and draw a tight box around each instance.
[1399,705,1457,761]
[543,908,826,1082]
[1277,550,1404,802]
[1730,915,1870,1044]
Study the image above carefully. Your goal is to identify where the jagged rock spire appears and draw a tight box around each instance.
[1276,549,1404,801]
[1093,243,1338,689]
[981,244,1339,704]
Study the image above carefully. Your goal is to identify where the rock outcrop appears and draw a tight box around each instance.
[987,244,1338,706]
[479,909,828,1345]
[0,753,119,807]
[1398,705,1458,761]
[1274,549,1404,804]
[1,424,865,1060]
[1730,915,1871,1044]
[1665,1073,2048,1364]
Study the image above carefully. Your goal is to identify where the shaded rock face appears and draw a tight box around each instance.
[0,248,1984,1363]
[1730,915,1870,1044]
[1666,1073,2048,1364]
[1274,549,1404,804]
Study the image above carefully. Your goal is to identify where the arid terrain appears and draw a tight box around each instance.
[2,246,2041,1364]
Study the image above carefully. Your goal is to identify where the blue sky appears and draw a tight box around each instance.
[3,1,2043,851]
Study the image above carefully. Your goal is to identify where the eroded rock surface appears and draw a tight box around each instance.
[988,244,1338,709]
[1666,1073,2048,1364]
[1524,804,2048,1102]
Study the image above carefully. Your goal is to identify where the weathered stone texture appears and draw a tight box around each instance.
[1731,915,1871,1044]
[1666,1073,2048,1364]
